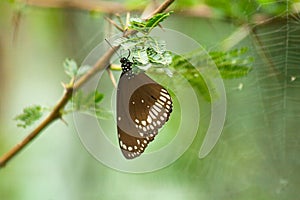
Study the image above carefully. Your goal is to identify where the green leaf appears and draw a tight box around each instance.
[129,20,147,33]
[94,91,104,104]
[115,35,172,72]
[171,55,212,101]
[144,11,173,30]
[209,48,253,79]
[129,11,173,33]
[170,47,253,101]
[63,59,90,78]
[64,58,78,78]
[14,105,43,128]
[134,49,149,64]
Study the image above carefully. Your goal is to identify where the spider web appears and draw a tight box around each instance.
[197,1,300,198]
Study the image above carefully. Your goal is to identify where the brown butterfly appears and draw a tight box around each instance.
[116,54,173,159]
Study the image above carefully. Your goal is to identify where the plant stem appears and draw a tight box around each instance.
[0,0,175,168]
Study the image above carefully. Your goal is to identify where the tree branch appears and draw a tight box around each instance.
[20,0,214,19]
[0,0,175,168]
[23,0,128,14]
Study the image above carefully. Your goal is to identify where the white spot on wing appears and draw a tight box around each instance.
[157,99,164,105]
[147,115,152,123]
[159,96,167,102]
[161,88,168,93]
[151,109,158,116]
[155,102,163,108]
[160,92,170,99]
[153,105,161,112]
[149,110,157,119]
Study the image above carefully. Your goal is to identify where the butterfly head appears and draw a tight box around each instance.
[120,57,132,73]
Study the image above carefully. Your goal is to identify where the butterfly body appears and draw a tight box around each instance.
[117,56,172,159]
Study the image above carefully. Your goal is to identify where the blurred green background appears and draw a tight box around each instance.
[1,0,299,199]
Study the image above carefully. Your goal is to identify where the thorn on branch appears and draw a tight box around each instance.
[60,117,69,126]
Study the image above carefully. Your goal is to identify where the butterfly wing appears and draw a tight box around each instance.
[117,71,173,159]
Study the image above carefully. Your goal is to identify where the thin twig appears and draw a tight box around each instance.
[107,68,117,88]
[115,13,125,30]
[104,16,124,32]
[0,0,175,168]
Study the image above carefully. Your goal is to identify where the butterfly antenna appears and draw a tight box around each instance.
[105,38,121,58]
[126,49,131,59]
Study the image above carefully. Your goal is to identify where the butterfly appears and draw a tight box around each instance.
[116,52,173,159]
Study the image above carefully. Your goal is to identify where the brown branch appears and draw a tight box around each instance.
[19,0,218,19]
[0,0,175,168]
[23,0,128,14]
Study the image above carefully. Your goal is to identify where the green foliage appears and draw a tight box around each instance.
[70,90,111,119]
[171,55,212,101]
[204,0,291,22]
[14,105,43,128]
[209,47,253,79]
[170,48,253,101]
[64,59,78,78]
[63,58,90,79]
[13,59,108,128]
[129,11,173,34]
[112,11,173,72]
[114,36,172,72]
